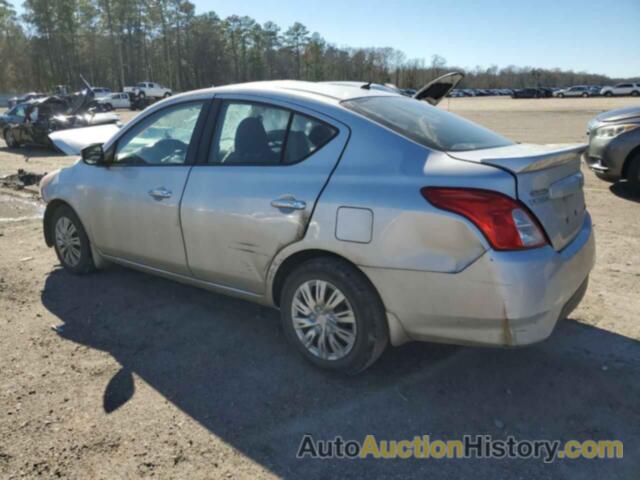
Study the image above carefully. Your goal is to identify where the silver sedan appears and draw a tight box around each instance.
[40,79,595,374]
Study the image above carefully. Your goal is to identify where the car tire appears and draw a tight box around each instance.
[581,92,588,98]
[632,91,640,97]
[163,92,171,98]
[280,258,389,374]
[3,128,18,148]
[104,103,113,111]
[604,91,613,97]
[558,93,564,98]
[627,152,640,188]
[51,205,96,275]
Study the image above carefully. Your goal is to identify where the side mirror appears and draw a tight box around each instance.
[81,144,106,165]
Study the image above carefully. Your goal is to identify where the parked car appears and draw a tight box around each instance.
[39,76,594,374]
[90,87,112,99]
[124,82,172,99]
[3,90,119,151]
[0,103,28,130]
[98,92,131,110]
[554,86,589,98]
[587,85,602,97]
[600,83,640,97]
[536,87,553,98]
[584,106,640,185]
[7,92,46,109]
[511,88,540,99]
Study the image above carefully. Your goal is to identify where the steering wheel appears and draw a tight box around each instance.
[150,138,188,163]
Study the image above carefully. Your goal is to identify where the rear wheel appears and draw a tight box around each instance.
[163,92,171,98]
[558,93,564,98]
[581,92,588,98]
[280,258,388,374]
[3,128,18,148]
[104,103,113,111]
[51,206,96,274]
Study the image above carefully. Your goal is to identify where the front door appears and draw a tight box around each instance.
[84,100,208,275]
[180,97,348,294]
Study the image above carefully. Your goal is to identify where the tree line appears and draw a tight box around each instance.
[0,0,634,94]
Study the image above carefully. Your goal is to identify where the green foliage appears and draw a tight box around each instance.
[0,1,632,93]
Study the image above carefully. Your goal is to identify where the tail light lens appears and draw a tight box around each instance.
[421,187,547,251]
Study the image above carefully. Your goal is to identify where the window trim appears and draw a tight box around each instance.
[106,99,211,168]
[195,98,339,168]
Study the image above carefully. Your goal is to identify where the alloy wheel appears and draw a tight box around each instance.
[55,216,82,267]
[291,280,357,361]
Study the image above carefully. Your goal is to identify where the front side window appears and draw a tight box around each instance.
[343,96,513,152]
[209,101,337,165]
[114,102,204,165]
[10,105,25,118]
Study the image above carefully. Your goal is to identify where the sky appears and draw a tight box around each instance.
[10,0,640,78]
[191,0,639,78]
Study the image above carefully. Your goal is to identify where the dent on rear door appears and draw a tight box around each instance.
[180,106,350,295]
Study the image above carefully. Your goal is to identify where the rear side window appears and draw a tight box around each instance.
[343,96,513,152]
[284,114,337,164]
[208,101,337,165]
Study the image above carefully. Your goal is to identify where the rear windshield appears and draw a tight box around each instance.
[343,96,513,152]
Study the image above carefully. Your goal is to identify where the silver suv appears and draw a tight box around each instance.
[40,79,595,373]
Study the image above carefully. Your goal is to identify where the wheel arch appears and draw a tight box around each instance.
[43,199,78,247]
[621,144,640,180]
[271,248,376,308]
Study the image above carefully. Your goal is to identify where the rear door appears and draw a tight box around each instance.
[180,96,348,294]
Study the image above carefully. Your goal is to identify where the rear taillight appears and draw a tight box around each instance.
[421,187,547,251]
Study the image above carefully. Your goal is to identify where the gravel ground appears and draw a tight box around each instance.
[1,97,639,479]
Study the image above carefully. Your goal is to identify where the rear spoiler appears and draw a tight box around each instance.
[481,144,587,174]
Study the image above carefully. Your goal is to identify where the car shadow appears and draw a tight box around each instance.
[41,266,640,478]
[610,181,640,203]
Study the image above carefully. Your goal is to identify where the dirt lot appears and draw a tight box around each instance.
[1,97,639,479]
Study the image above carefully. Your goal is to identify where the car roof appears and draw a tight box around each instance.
[176,80,400,109]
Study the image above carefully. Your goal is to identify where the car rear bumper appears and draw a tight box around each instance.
[362,213,595,347]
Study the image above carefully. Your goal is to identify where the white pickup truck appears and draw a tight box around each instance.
[124,82,172,99]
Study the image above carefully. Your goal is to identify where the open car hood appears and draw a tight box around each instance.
[65,75,96,115]
[49,124,120,155]
[413,72,464,106]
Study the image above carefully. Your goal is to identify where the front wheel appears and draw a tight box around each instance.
[280,258,388,374]
[631,91,640,97]
[3,128,18,148]
[558,93,564,98]
[51,206,96,274]
[604,91,613,97]
[163,92,171,98]
[582,92,588,97]
[627,152,640,188]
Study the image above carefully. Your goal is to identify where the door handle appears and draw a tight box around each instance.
[271,197,307,210]
[148,187,172,200]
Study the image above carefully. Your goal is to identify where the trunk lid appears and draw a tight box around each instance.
[448,143,587,251]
